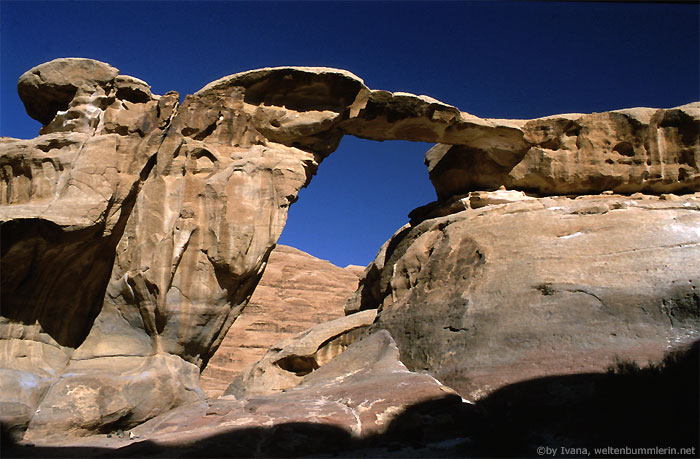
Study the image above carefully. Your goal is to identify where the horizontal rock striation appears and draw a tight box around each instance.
[427,104,700,198]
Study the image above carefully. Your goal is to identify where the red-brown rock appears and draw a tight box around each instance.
[199,245,361,396]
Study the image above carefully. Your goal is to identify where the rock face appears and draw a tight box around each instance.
[427,104,699,198]
[2,59,366,439]
[348,191,700,399]
[224,309,376,398]
[140,331,458,442]
[1,56,698,442]
[199,245,361,396]
[2,59,185,440]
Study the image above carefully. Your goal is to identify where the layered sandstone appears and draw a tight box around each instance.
[1,57,698,442]
[199,245,361,396]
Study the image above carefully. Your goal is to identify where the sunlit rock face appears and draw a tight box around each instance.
[348,192,700,399]
[427,105,700,198]
[1,57,698,440]
[2,59,181,440]
[2,59,372,439]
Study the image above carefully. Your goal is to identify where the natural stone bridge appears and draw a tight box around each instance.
[1,58,698,439]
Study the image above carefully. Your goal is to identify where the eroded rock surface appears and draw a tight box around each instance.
[2,59,373,438]
[2,56,698,441]
[26,331,472,457]
[427,104,700,198]
[225,309,377,398]
[2,58,181,439]
[349,192,700,399]
[199,245,361,396]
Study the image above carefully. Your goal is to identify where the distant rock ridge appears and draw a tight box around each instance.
[1,57,698,443]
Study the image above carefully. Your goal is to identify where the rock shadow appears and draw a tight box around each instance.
[2,341,698,458]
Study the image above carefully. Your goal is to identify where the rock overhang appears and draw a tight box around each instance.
[18,58,121,125]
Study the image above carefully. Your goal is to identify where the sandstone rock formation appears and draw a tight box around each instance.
[348,191,700,399]
[199,245,361,396]
[139,331,463,442]
[1,56,698,444]
[427,104,699,198]
[225,309,376,398]
[3,59,355,439]
[2,59,186,440]
[5,337,697,457]
[16,331,472,457]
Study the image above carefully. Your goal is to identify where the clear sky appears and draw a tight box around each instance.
[1,1,698,268]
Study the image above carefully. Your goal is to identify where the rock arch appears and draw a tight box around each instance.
[1,58,698,438]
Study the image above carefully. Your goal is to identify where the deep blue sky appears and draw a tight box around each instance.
[1,1,698,267]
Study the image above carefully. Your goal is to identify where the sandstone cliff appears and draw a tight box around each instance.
[199,245,360,396]
[347,191,700,399]
[1,57,698,447]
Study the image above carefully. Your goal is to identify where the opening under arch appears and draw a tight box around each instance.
[278,136,437,268]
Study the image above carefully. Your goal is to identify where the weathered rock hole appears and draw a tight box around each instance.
[612,142,635,157]
[536,284,555,296]
[36,138,76,152]
[564,123,581,137]
[116,87,151,104]
[275,355,319,376]
[242,71,365,113]
[191,148,218,174]
[540,138,561,150]
[37,86,78,125]
[680,149,697,168]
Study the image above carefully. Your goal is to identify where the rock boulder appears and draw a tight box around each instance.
[224,309,377,398]
[349,192,700,399]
